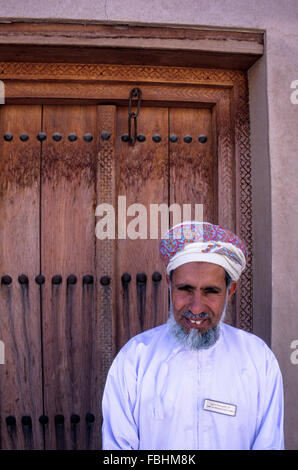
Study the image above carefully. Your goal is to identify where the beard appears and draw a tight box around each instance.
[166,286,230,351]
[167,312,220,350]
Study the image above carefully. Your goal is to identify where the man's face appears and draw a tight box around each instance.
[169,262,237,336]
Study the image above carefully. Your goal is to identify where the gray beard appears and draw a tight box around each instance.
[167,285,229,351]
[167,312,220,350]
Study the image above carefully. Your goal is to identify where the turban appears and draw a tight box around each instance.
[159,221,247,281]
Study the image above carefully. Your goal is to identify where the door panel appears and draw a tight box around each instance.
[0,105,43,449]
[169,107,215,224]
[41,105,99,449]
[116,106,169,351]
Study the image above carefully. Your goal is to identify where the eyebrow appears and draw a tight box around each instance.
[175,283,222,292]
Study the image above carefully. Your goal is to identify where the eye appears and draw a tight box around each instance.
[177,285,193,292]
[203,288,221,294]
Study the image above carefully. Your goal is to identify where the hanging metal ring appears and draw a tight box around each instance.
[128,88,142,119]
[127,87,142,145]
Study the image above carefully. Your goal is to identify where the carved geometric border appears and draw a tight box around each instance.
[0,61,243,85]
[234,76,253,332]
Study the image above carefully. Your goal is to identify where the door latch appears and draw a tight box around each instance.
[127,87,142,145]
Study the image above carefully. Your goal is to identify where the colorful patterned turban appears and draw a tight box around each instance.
[159,221,247,281]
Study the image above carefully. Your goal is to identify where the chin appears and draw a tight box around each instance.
[167,314,221,350]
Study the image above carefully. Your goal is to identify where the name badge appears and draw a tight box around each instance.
[203,399,237,417]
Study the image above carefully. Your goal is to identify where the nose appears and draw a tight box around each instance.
[188,291,206,315]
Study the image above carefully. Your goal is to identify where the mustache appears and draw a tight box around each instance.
[183,310,211,320]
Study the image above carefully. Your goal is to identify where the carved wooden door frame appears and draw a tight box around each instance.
[0,61,253,332]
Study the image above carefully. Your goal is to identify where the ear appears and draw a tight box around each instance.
[228,281,237,300]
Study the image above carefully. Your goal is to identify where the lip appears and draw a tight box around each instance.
[183,316,209,329]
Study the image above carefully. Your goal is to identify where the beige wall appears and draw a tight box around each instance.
[1,0,297,450]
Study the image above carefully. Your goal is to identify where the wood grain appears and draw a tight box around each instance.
[0,23,263,70]
[169,107,215,224]
[41,104,98,449]
[116,106,169,350]
[0,105,43,449]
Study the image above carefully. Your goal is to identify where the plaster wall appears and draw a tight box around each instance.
[0,0,297,450]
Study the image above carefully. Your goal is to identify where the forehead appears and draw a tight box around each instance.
[172,262,226,284]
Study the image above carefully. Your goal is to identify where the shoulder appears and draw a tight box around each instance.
[221,323,281,372]
[221,323,266,345]
[120,324,169,356]
[111,324,170,369]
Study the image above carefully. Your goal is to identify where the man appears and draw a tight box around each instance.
[102,221,284,450]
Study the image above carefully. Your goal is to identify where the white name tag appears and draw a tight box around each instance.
[203,399,237,417]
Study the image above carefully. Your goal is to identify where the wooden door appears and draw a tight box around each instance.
[0,102,216,449]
